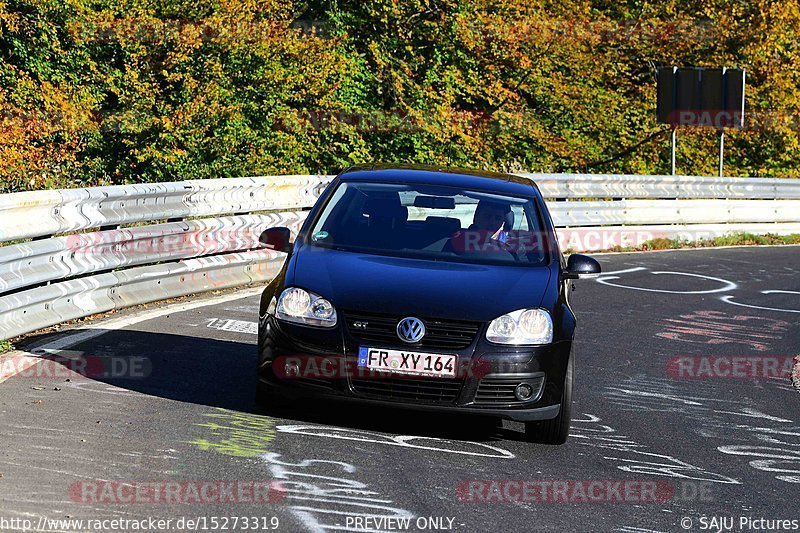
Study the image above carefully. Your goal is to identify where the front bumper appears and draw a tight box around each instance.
[257,314,571,422]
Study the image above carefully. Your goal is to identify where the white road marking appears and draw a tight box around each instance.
[571,413,740,484]
[596,270,738,294]
[763,290,800,295]
[261,452,415,533]
[720,294,800,314]
[604,377,799,484]
[712,408,793,423]
[206,318,258,335]
[717,445,800,483]
[276,425,515,459]
[606,388,706,406]
[596,267,647,276]
[597,265,800,315]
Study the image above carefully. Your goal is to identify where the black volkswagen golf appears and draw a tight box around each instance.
[256,165,600,444]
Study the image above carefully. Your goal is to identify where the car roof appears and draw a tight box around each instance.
[338,164,540,196]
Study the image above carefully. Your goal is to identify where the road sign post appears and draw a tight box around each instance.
[657,67,745,176]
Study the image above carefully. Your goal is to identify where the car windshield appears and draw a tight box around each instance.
[307,181,551,265]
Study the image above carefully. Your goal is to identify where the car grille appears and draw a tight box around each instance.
[474,376,545,405]
[344,310,481,350]
[350,377,463,404]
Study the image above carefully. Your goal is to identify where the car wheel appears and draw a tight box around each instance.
[524,354,573,445]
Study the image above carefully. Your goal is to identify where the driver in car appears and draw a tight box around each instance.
[470,200,512,244]
[445,200,513,255]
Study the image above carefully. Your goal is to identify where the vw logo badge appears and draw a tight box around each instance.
[397,317,425,343]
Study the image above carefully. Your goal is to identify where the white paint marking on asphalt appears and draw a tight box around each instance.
[595,267,647,276]
[222,304,260,312]
[571,413,741,484]
[712,408,793,423]
[206,318,258,335]
[0,287,263,384]
[276,425,515,459]
[720,290,800,314]
[604,377,800,484]
[607,388,706,406]
[262,452,415,533]
[716,446,800,483]
[596,270,738,294]
[61,381,139,396]
[763,290,800,295]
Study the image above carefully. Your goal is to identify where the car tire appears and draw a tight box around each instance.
[524,354,573,445]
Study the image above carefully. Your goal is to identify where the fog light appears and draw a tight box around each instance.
[514,383,534,401]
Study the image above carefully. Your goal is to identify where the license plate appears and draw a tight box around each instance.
[358,347,457,378]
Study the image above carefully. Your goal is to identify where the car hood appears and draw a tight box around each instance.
[290,246,553,322]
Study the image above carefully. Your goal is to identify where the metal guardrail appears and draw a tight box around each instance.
[0,175,331,242]
[0,250,283,337]
[528,174,800,199]
[0,213,306,294]
[548,199,800,226]
[1,173,799,341]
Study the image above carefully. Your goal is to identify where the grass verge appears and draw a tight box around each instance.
[595,232,800,253]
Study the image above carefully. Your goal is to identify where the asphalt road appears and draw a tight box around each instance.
[1,246,798,533]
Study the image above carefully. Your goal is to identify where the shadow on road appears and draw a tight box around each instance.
[17,328,521,443]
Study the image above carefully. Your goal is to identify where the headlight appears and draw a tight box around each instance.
[486,308,553,345]
[275,287,337,328]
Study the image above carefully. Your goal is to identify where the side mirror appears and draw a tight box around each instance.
[564,254,601,279]
[259,227,293,254]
